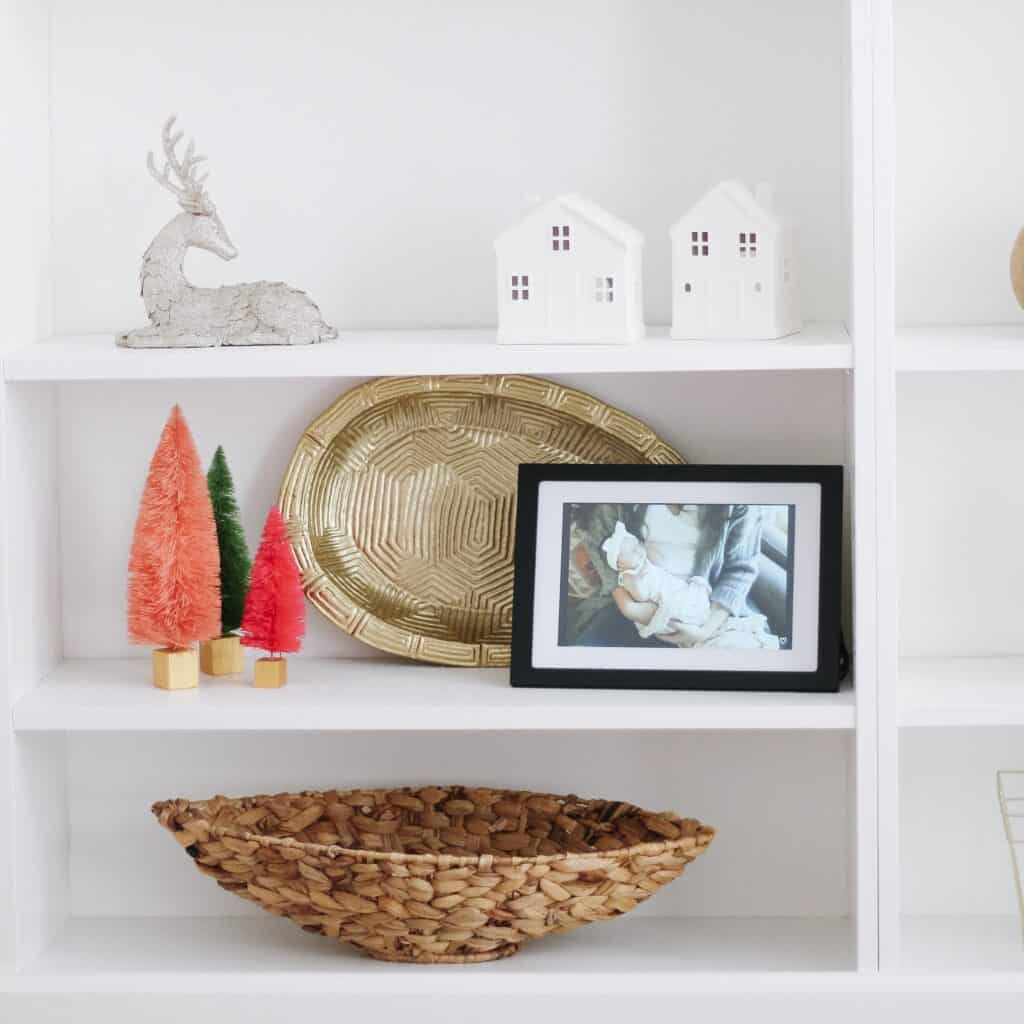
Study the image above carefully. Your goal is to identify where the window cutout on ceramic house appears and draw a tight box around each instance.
[671,180,801,340]
[552,225,570,251]
[496,194,644,344]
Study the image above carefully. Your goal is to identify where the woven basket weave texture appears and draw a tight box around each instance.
[154,785,715,963]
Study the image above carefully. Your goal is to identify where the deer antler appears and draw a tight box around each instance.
[146,115,211,213]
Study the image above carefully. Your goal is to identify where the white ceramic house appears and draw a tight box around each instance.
[495,194,645,344]
[670,181,800,340]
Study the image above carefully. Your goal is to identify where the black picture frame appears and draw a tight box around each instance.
[510,463,843,693]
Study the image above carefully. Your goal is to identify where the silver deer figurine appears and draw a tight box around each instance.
[119,116,337,348]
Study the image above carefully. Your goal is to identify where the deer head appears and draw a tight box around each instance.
[147,115,238,261]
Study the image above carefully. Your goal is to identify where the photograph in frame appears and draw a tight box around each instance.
[511,464,843,692]
[558,500,796,651]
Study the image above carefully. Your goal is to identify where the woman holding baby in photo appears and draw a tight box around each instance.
[575,503,780,651]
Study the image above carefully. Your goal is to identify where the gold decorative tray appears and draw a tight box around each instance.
[279,375,683,666]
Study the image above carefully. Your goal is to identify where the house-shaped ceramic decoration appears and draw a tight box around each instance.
[495,195,645,345]
[670,181,800,340]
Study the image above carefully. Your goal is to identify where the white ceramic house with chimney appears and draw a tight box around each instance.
[495,194,645,344]
[670,180,800,340]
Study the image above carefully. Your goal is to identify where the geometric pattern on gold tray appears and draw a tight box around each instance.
[279,375,684,666]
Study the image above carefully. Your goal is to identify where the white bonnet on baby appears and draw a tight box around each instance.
[601,520,629,571]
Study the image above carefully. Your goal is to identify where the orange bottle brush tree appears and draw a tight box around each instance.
[127,405,221,689]
[242,506,305,688]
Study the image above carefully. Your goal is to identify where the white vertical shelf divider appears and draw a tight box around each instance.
[872,0,900,972]
[0,0,55,974]
[847,0,883,973]
[0,345,14,975]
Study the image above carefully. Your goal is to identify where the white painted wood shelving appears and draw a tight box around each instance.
[4,325,853,381]
[11,659,857,733]
[3,1,1024,1021]
[895,325,1024,372]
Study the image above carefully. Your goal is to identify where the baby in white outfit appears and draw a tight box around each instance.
[601,520,712,639]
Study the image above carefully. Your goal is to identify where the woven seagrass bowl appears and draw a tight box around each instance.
[153,785,715,964]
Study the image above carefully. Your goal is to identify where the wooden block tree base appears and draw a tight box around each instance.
[200,635,244,675]
[254,657,287,688]
[153,647,199,690]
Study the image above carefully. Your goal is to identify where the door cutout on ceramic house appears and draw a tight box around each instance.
[670,181,800,341]
[496,194,645,345]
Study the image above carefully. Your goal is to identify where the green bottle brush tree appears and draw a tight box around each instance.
[200,446,252,675]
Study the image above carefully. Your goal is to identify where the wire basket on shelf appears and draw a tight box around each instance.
[997,771,1024,945]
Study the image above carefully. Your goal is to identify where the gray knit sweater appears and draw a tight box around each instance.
[687,504,764,616]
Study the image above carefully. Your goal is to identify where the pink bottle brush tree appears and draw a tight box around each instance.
[241,506,305,687]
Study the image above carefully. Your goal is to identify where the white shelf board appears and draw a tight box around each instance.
[899,656,1024,727]
[6,916,855,994]
[2,325,852,382]
[896,324,1024,372]
[11,659,855,732]
[900,916,1024,973]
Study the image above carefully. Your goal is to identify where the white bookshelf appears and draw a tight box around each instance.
[12,659,857,733]
[870,0,1024,989]
[10,917,857,994]
[2,0,871,1014]
[4,325,852,381]
[899,917,1024,974]
[6,0,1024,1020]
[900,657,1024,727]
[895,325,1024,372]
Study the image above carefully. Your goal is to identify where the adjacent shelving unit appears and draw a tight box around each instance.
[895,326,1024,372]
[899,658,1024,728]
[899,917,1024,974]
[876,0,1024,989]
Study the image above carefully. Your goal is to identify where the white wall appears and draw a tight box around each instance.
[50,0,846,335]
[57,370,848,659]
[901,728,1021,917]
[0,0,52,352]
[69,730,851,918]
[896,0,1024,324]
[897,374,1024,657]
